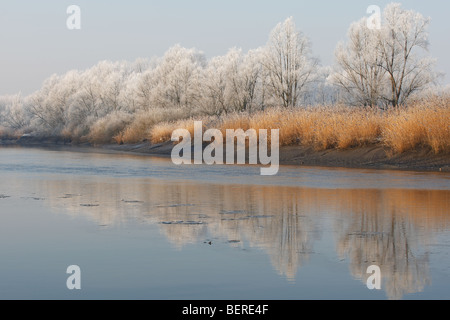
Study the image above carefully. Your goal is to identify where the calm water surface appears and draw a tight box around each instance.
[0,147,449,299]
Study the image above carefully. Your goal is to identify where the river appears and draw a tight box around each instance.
[0,146,449,299]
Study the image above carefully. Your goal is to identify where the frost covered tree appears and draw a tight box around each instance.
[116,58,154,112]
[263,17,318,108]
[229,48,266,113]
[97,63,128,114]
[28,71,81,134]
[53,61,125,136]
[0,94,30,130]
[25,61,136,136]
[80,61,131,116]
[198,47,264,115]
[199,54,228,115]
[379,3,438,107]
[150,45,205,110]
[134,68,157,110]
[330,3,439,107]
[329,17,386,107]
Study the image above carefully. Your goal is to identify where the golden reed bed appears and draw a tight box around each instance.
[112,96,449,155]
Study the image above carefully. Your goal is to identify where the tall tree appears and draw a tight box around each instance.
[151,45,205,110]
[380,3,438,107]
[330,3,438,107]
[329,17,386,107]
[263,17,318,108]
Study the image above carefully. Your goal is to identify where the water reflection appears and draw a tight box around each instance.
[25,177,449,299]
[334,189,449,300]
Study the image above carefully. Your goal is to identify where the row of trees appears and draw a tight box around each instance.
[0,3,442,138]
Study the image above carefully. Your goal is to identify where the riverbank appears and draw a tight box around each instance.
[3,136,449,172]
[104,141,450,172]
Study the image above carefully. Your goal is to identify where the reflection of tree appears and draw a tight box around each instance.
[211,186,320,281]
[35,178,320,281]
[31,177,449,295]
[145,183,320,281]
[335,189,449,300]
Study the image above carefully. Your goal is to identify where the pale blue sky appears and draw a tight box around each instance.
[0,0,448,95]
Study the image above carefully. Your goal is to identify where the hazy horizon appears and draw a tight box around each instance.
[0,0,449,96]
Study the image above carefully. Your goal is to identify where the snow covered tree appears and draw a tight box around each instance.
[379,3,438,107]
[0,94,30,131]
[198,47,264,115]
[329,17,386,107]
[199,54,228,115]
[28,71,81,134]
[150,45,205,110]
[225,48,265,113]
[330,3,439,107]
[263,17,319,108]
[134,68,157,110]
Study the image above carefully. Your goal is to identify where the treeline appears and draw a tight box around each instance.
[0,3,446,144]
